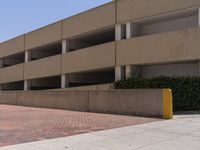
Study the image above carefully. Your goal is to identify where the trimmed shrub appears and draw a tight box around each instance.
[114,76,200,111]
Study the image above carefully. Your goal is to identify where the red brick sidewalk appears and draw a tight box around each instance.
[0,105,161,147]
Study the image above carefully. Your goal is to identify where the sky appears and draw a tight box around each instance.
[0,0,112,43]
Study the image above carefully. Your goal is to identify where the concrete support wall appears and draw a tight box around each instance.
[0,89,173,118]
[61,40,69,89]
[199,8,200,26]
[115,24,125,81]
[125,22,142,79]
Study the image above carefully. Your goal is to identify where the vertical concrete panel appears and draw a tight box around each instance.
[38,91,89,111]
[89,89,163,117]
[0,91,17,105]
[16,91,40,107]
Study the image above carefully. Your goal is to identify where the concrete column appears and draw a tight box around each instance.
[115,24,125,41]
[62,39,70,53]
[24,51,31,91]
[126,23,134,79]
[61,74,69,88]
[126,65,134,78]
[25,51,31,62]
[126,22,141,39]
[115,66,125,81]
[115,24,121,41]
[198,8,200,27]
[125,22,141,79]
[126,65,143,79]
[126,22,132,39]
[24,80,30,91]
[61,40,70,88]
[115,24,125,81]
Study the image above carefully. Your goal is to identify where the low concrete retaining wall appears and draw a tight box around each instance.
[0,89,173,119]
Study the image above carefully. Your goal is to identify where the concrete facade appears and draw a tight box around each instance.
[1,0,200,90]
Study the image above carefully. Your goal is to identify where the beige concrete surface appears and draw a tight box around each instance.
[117,0,200,23]
[16,91,89,112]
[0,92,17,105]
[62,2,115,39]
[24,55,61,80]
[117,27,200,66]
[89,89,163,117]
[25,22,62,50]
[0,89,167,118]
[0,36,24,58]
[0,64,24,84]
[62,42,115,74]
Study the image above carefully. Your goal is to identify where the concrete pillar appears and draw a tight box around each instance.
[126,65,134,78]
[24,51,31,91]
[61,74,70,88]
[115,66,125,81]
[115,24,122,41]
[125,22,141,79]
[115,24,125,81]
[62,39,70,53]
[126,23,134,79]
[25,51,31,62]
[126,22,132,39]
[198,8,200,27]
[24,80,30,91]
[61,40,70,88]
[126,65,143,79]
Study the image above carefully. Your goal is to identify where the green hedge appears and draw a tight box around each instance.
[114,76,200,111]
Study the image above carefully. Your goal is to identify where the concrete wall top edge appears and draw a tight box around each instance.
[0,35,25,58]
[117,0,200,24]
[62,2,116,39]
[25,21,62,50]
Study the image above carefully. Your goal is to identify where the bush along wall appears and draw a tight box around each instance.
[114,76,200,112]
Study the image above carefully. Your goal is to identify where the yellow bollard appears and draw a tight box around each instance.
[163,89,173,119]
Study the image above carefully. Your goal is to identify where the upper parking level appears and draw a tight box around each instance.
[1,0,200,60]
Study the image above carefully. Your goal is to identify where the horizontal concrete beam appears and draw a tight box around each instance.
[117,27,200,66]
[0,89,173,119]
[62,42,115,74]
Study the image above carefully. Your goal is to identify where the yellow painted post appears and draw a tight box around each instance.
[163,89,173,119]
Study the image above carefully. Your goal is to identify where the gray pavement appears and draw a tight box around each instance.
[1,115,200,150]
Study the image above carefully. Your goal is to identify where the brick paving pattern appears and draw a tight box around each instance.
[0,105,161,147]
